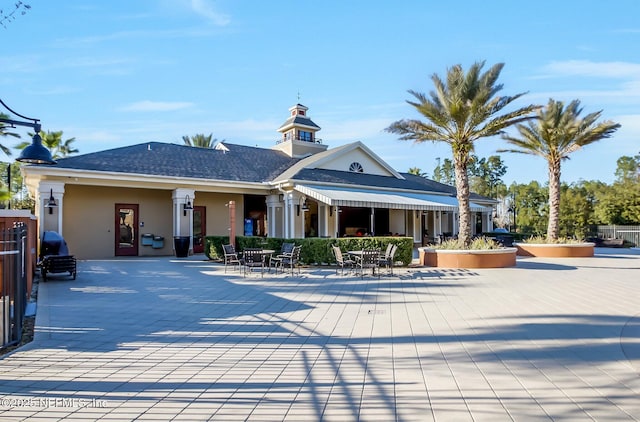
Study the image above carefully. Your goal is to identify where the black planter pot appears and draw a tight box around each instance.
[174,236,190,258]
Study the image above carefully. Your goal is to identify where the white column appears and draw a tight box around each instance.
[266,194,280,238]
[172,188,195,252]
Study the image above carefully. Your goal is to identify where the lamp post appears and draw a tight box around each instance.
[0,98,57,165]
[507,193,517,233]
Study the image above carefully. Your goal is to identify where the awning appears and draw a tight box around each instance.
[294,185,489,212]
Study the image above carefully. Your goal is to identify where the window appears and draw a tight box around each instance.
[298,131,312,142]
[349,162,364,173]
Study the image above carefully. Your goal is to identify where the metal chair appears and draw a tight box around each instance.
[332,245,355,275]
[222,244,241,272]
[270,242,295,272]
[377,244,397,275]
[356,249,380,279]
[242,248,266,277]
[279,245,302,275]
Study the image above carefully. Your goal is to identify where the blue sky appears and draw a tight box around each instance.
[2,0,639,186]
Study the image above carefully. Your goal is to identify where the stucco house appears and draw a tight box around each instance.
[22,103,496,259]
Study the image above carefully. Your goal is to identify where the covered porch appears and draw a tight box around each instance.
[266,184,494,244]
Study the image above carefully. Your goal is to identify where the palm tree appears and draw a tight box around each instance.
[182,133,223,148]
[15,129,78,159]
[386,61,539,246]
[500,99,620,241]
[0,112,20,156]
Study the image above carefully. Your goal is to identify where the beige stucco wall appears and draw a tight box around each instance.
[62,185,173,259]
[192,192,245,237]
[60,186,250,259]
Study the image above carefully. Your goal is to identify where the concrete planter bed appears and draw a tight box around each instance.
[515,242,595,258]
[418,247,517,268]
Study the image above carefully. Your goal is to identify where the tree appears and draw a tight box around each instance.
[469,154,507,198]
[0,1,30,28]
[408,167,428,178]
[432,157,455,185]
[182,133,222,148]
[0,112,20,156]
[386,61,538,246]
[500,99,620,241]
[15,130,78,159]
[614,153,640,183]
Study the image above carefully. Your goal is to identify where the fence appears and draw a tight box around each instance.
[1,222,28,348]
[595,225,640,247]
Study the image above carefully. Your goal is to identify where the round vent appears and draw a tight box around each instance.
[349,162,364,173]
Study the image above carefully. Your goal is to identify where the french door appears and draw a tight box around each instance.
[193,206,206,254]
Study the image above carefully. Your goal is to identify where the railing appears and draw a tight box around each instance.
[276,136,323,145]
[595,225,640,247]
[1,222,27,348]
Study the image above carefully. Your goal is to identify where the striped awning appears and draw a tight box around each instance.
[294,185,489,212]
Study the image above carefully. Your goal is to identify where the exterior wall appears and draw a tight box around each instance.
[389,209,406,236]
[62,187,249,259]
[193,192,245,237]
[62,185,173,259]
[316,150,393,176]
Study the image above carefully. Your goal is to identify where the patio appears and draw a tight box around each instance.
[0,249,639,420]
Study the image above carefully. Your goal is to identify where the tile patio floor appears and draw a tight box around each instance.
[0,248,639,421]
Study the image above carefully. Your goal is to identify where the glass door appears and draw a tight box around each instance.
[115,204,138,256]
[193,206,206,254]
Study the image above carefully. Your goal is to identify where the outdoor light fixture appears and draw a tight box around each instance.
[296,197,309,216]
[44,188,58,214]
[0,98,56,165]
[183,195,193,216]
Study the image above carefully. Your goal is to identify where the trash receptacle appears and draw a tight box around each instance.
[174,236,190,257]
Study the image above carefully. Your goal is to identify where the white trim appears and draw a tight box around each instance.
[294,184,489,212]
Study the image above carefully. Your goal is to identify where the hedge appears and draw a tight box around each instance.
[205,236,414,266]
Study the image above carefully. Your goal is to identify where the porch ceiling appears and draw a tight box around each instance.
[294,184,489,212]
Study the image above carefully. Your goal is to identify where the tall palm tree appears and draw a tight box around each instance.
[386,61,539,246]
[500,99,620,241]
[182,133,222,148]
[15,130,78,159]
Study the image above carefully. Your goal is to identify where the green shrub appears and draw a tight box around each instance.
[204,235,414,266]
[430,236,502,250]
[522,235,586,244]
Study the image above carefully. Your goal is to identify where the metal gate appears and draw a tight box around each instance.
[1,222,27,348]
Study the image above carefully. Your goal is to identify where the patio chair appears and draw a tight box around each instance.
[222,244,241,273]
[241,248,266,277]
[377,244,398,275]
[356,249,380,279]
[279,245,302,275]
[269,242,295,272]
[332,245,355,275]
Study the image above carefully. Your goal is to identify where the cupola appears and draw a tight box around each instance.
[272,103,328,158]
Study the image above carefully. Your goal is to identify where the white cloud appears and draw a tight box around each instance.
[118,101,194,112]
[190,0,230,26]
[539,60,640,79]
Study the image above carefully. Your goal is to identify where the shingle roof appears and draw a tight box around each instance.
[290,168,492,201]
[277,115,320,130]
[48,142,300,183]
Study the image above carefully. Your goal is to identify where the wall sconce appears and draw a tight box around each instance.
[44,188,58,214]
[183,194,193,216]
[296,197,309,216]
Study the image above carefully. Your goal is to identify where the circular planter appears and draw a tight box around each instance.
[418,247,517,268]
[515,242,595,258]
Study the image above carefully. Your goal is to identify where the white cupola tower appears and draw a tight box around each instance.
[272,103,328,158]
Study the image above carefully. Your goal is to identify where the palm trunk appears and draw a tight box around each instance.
[454,154,472,247]
[547,161,561,242]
